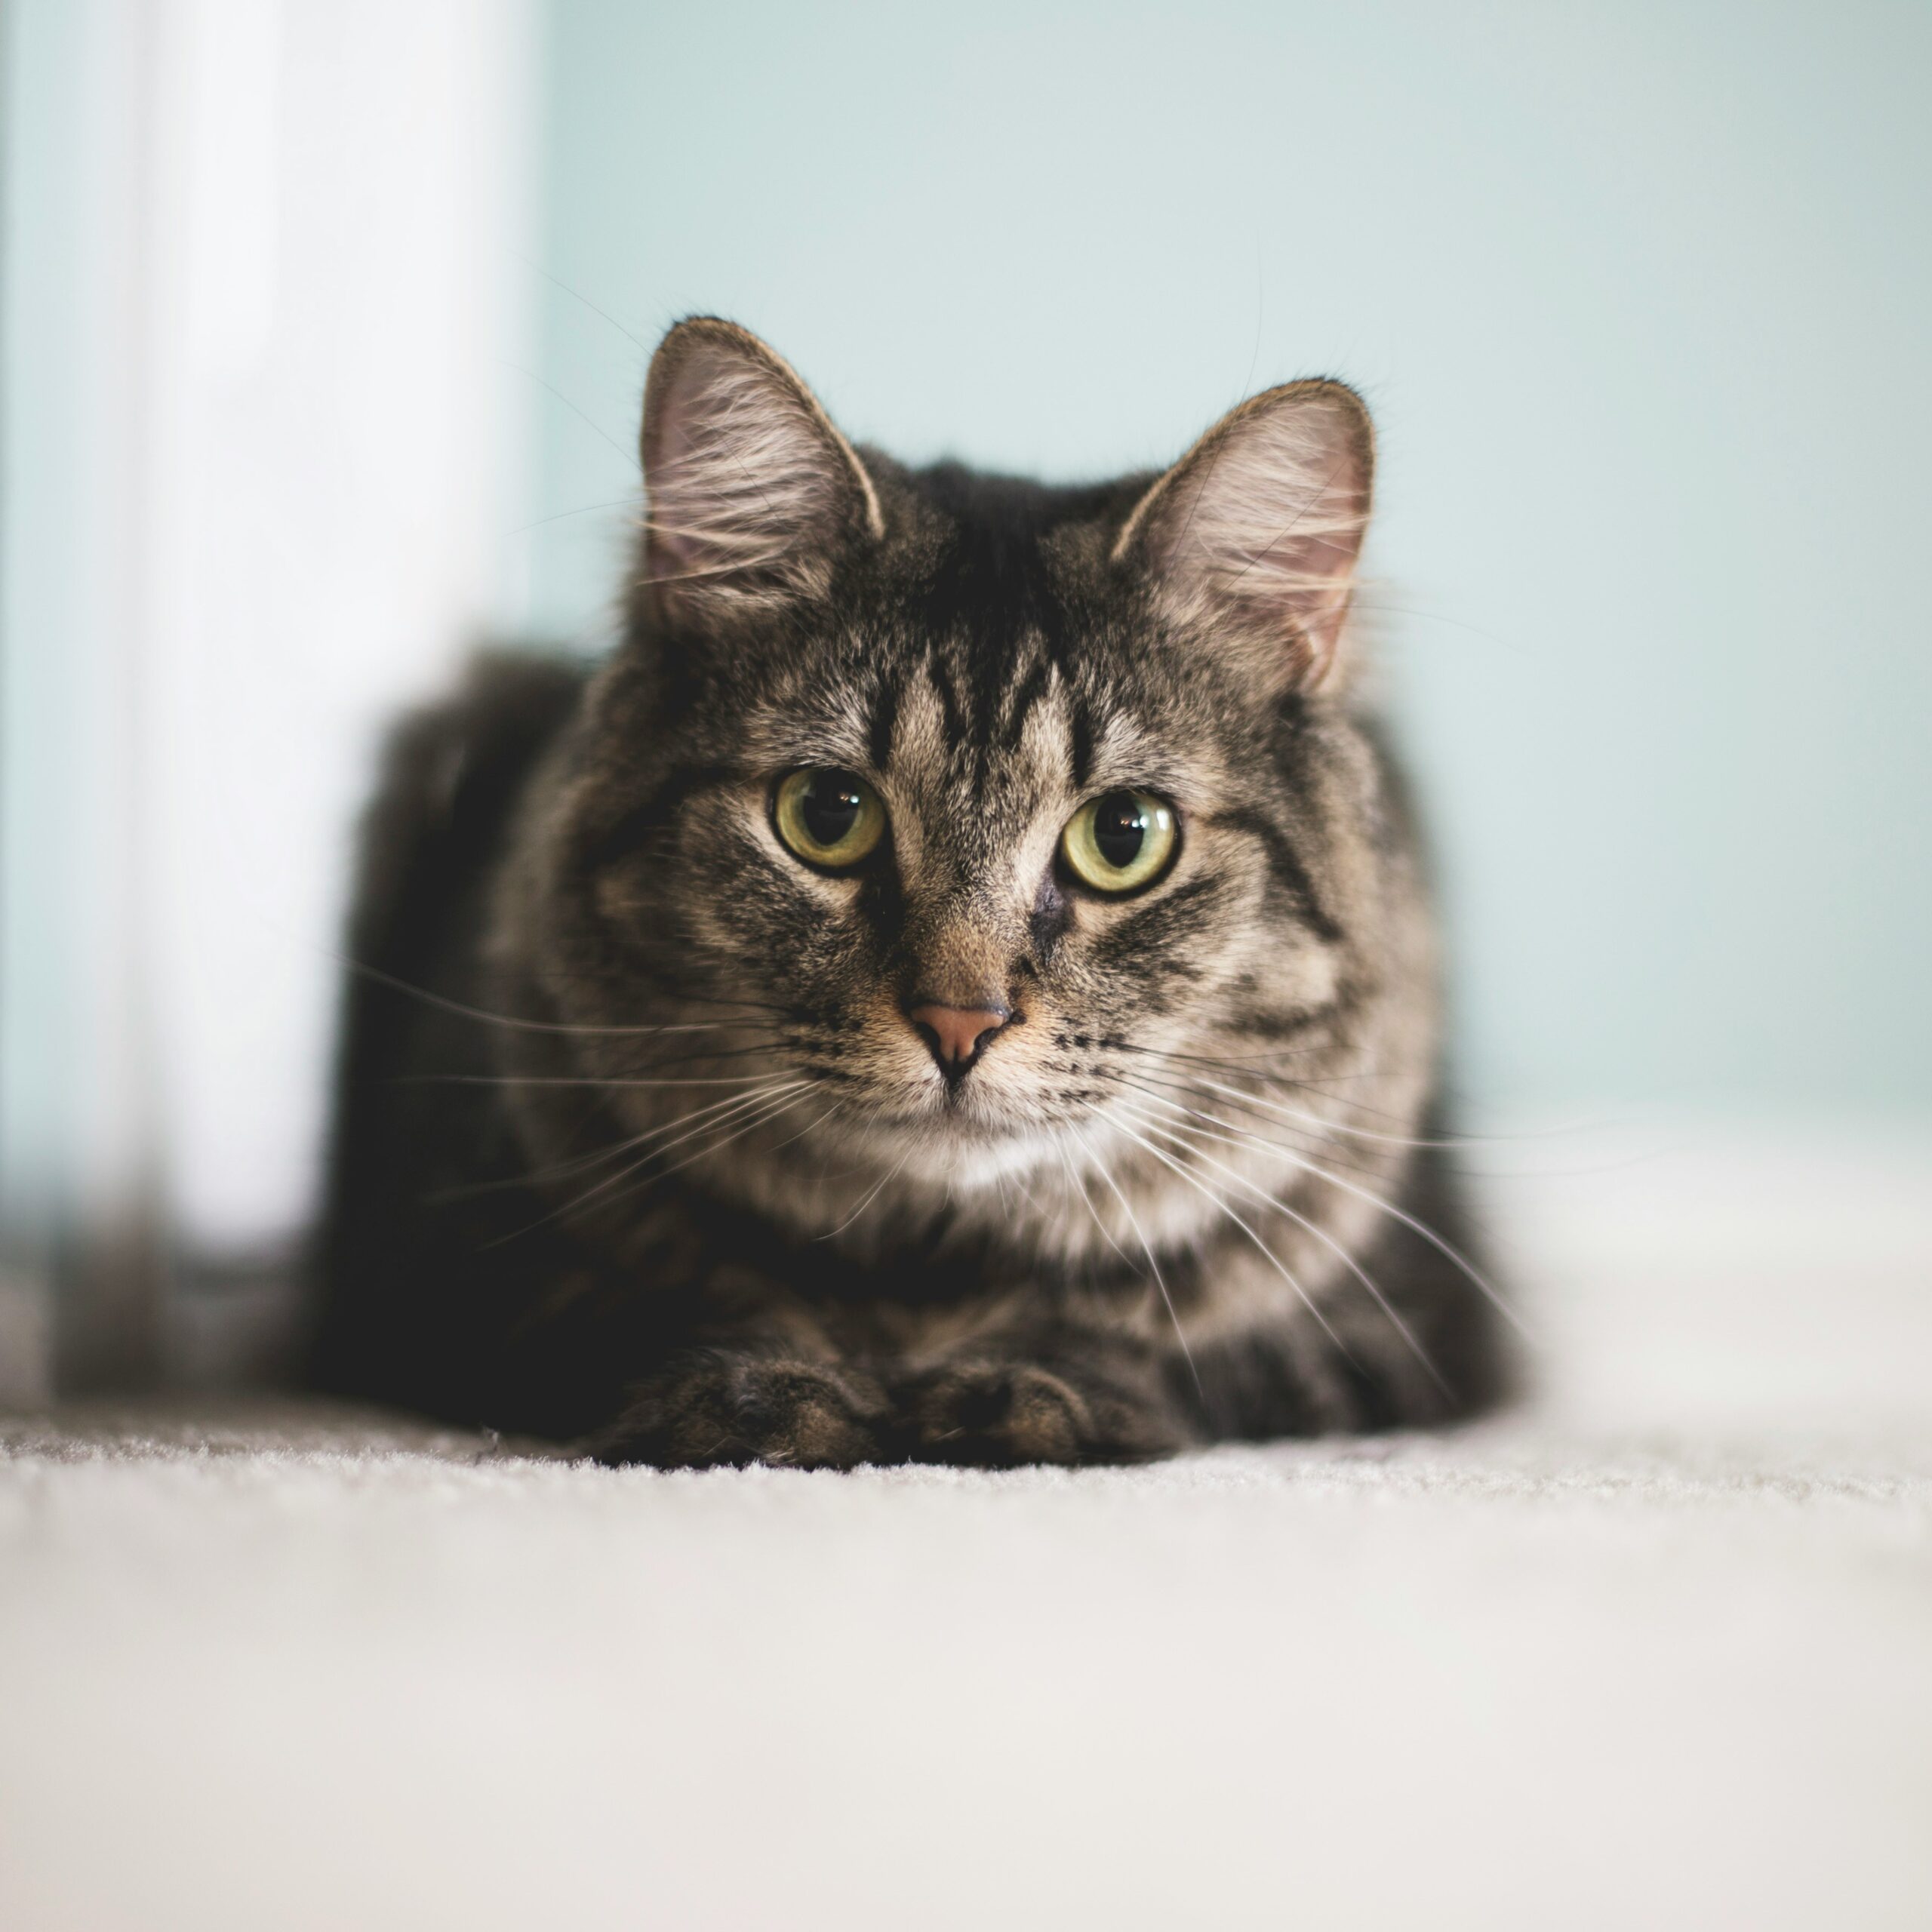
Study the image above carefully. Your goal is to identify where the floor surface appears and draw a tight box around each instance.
[3,1120,1929,1930]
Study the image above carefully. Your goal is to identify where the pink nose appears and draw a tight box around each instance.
[907,1003,1009,1072]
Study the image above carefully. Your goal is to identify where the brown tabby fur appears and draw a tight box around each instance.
[310,318,1508,1466]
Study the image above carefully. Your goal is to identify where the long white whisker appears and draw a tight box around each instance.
[1169,1066,1469,1149]
[429,1081,800,1202]
[764,1106,838,1158]
[1070,1128,1201,1395]
[1114,1097,1447,1396]
[1103,1115,1355,1363]
[1127,1082,1527,1339]
[1105,1067,1398,1184]
[420,1072,797,1090]
[1056,1137,1138,1281]
[818,1145,914,1242]
[610,1088,821,1196]
[338,954,765,1038]
[487,1081,813,1242]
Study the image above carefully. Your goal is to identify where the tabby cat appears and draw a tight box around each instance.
[310,317,1507,1466]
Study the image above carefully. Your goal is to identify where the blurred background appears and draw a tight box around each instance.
[3,0,1928,1401]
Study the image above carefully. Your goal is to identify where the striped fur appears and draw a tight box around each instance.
[310,318,1508,1466]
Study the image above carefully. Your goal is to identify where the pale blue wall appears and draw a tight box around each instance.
[526,1,1932,1117]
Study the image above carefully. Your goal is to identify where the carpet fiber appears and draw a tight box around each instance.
[3,1122,1929,1930]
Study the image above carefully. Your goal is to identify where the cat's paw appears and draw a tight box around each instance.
[590,1354,887,1469]
[897,1359,1180,1468]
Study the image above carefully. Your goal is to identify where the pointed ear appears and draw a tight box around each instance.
[1114,380,1374,688]
[638,318,883,629]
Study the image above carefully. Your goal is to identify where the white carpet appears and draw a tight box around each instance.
[3,1121,1930,1930]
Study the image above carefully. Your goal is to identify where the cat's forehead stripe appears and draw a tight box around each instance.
[867,638,1094,796]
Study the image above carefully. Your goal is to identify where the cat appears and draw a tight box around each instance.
[309,316,1509,1467]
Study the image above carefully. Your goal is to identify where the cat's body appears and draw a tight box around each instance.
[311,320,1507,1466]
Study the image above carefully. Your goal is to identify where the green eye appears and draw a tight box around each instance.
[1060,789,1178,895]
[774,767,887,869]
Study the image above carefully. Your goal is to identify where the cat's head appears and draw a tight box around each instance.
[515,319,1422,1242]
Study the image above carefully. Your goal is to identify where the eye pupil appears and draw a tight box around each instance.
[1091,792,1147,869]
[800,771,864,848]
[1059,787,1176,895]
[774,767,885,869]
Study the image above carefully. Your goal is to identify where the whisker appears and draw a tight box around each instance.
[1147,1059,1494,1150]
[398,1070,795,1091]
[503,494,641,539]
[1118,1041,1459,1129]
[340,955,774,1039]
[1086,1064,1395,1183]
[1101,1115,1357,1364]
[1069,1127,1201,1395]
[1113,1097,1447,1396]
[482,1081,814,1243]
[432,1081,804,1204]
[1115,1087,1527,1340]
[511,249,650,351]
[502,359,634,462]
[817,1146,914,1241]
[1117,1038,1334,1069]
[764,1105,837,1156]
[572,1088,824,1232]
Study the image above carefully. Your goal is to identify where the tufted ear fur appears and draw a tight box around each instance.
[1114,380,1374,689]
[638,318,883,630]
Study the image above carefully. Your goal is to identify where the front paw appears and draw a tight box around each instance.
[897,1359,1180,1468]
[591,1354,887,1469]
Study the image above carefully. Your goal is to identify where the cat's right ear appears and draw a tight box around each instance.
[638,318,883,631]
[1113,379,1374,691]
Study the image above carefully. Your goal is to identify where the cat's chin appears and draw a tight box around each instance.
[838,1100,1068,1190]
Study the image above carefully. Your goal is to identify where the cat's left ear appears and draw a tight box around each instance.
[638,317,883,630]
[1114,380,1374,689]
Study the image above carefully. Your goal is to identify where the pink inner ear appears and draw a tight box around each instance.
[645,345,814,588]
[640,332,865,613]
[1133,385,1374,685]
[642,400,709,575]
